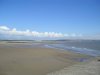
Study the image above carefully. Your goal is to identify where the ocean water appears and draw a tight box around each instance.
[61,40,100,51]
[45,40,100,57]
[3,40,100,57]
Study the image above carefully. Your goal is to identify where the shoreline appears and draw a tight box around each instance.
[44,44,100,57]
[1,41,100,57]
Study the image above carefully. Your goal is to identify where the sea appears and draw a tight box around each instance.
[44,40,100,57]
[1,40,100,57]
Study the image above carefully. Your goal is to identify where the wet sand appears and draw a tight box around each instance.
[0,43,92,75]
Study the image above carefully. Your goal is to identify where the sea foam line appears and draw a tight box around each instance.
[44,44,100,57]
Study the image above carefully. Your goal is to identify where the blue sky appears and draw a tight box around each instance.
[0,0,100,40]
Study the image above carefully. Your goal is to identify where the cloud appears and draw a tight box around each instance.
[0,26,10,30]
[0,25,65,38]
[1,25,99,40]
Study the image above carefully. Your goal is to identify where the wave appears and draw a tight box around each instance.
[44,44,100,57]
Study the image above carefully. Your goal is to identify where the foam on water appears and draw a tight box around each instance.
[44,44,100,57]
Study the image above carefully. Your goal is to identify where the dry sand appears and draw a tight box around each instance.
[47,59,100,75]
[0,43,92,75]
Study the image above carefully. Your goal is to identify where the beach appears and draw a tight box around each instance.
[0,42,96,75]
[47,59,100,75]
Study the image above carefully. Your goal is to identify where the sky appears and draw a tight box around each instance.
[0,0,100,40]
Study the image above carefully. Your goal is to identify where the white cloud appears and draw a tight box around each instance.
[0,25,65,38]
[0,26,10,30]
[1,25,99,40]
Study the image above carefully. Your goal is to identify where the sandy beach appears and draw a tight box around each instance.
[47,59,100,75]
[0,42,93,75]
